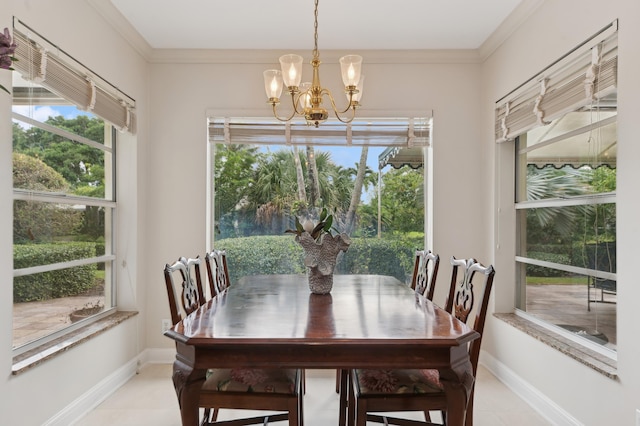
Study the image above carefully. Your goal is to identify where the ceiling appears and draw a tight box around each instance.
[108,0,527,51]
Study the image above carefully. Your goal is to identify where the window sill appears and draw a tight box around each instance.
[12,311,138,375]
[494,313,617,380]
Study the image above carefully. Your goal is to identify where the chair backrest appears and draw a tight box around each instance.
[444,256,495,375]
[410,249,440,301]
[164,256,205,325]
[205,249,230,296]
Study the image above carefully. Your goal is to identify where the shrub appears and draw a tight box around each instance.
[14,242,97,302]
[215,235,419,284]
[525,251,571,277]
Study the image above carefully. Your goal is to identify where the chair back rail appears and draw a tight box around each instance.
[164,256,205,325]
[410,249,440,301]
[205,249,231,296]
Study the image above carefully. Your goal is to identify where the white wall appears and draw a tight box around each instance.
[483,1,640,424]
[2,1,148,424]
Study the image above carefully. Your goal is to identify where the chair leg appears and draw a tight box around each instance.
[355,397,367,426]
[465,389,474,426]
[338,369,348,426]
[348,371,356,426]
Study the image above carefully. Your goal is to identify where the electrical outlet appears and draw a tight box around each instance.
[161,319,172,334]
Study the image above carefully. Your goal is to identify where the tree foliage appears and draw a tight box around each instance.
[12,153,83,243]
[13,114,107,242]
[369,166,424,234]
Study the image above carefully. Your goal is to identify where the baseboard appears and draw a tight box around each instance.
[480,350,583,426]
[45,356,140,426]
[45,348,175,426]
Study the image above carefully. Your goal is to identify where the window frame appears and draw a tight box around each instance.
[495,22,618,360]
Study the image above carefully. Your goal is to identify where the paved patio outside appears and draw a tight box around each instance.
[526,283,616,349]
[13,293,106,349]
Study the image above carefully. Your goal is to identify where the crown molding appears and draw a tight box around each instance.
[479,0,545,62]
[86,0,154,61]
[148,48,481,65]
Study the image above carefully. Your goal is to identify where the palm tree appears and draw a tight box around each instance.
[345,147,370,235]
[292,146,307,205]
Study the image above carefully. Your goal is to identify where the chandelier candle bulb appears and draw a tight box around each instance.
[279,54,303,88]
[339,55,362,87]
[263,69,283,101]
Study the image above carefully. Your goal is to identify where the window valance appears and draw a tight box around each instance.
[495,21,617,143]
[208,117,430,147]
[12,20,137,134]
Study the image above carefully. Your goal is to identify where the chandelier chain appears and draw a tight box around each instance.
[313,0,319,59]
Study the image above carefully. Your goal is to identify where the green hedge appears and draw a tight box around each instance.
[215,235,420,284]
[525,251,571,277]
[14,242,97,302]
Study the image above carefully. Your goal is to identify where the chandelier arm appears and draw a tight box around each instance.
[332,106,357,124]
[271,102,298,122]
[323,88,356,115]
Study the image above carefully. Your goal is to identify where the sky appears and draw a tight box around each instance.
[12,105,93,129]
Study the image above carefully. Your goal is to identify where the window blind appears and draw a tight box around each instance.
[209,117,430,147]
[12,22,136,134]
[495,21,617,143]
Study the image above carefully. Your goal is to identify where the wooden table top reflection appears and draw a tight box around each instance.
[165,274,480,426]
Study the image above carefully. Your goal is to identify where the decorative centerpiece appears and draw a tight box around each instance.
[286,208,351,294]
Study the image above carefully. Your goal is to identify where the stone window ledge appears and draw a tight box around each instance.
[494,313,617,380]
[12,311,138,375]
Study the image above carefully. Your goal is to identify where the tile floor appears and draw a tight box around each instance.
[74,364,551,426]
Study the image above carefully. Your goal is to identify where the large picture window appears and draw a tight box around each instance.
[207,117,431,285]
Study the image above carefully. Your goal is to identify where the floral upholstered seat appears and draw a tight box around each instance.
[203,368,299,394]
[354,369,443,395]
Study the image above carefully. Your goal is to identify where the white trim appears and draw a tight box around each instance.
[13,255,116,277]
[13,189,117,207]
[515,256,616,281]
[480,351,584,426]
[45,356,140,426]
[45,349,175,426]
[515,192,615,209]
[12,112,113,153]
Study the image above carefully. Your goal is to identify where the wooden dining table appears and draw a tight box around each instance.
[164,274,480,426]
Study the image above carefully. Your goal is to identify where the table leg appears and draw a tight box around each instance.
[172,357,206,426]
[438,362,475,426]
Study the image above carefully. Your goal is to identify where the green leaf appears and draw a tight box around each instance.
[319,207,328,222]
[311,222,325,240]
[323,215,333,232]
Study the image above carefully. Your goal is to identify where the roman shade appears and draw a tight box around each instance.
[495,21,617,143]
[208,117,430,147]
[12,21,136,134]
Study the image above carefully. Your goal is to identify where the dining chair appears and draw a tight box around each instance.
[410,249,440,301]
[164,256,206,325]
[204,249,230,297]
[344,256,495,426]
[164,255,303,426]
[337,250,440,403]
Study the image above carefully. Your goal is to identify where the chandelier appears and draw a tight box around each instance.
[263,0,364,128]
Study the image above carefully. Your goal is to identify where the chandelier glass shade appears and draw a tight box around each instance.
[263,0,364,127]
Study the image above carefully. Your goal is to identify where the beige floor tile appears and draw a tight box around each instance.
[74,364,549,426]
